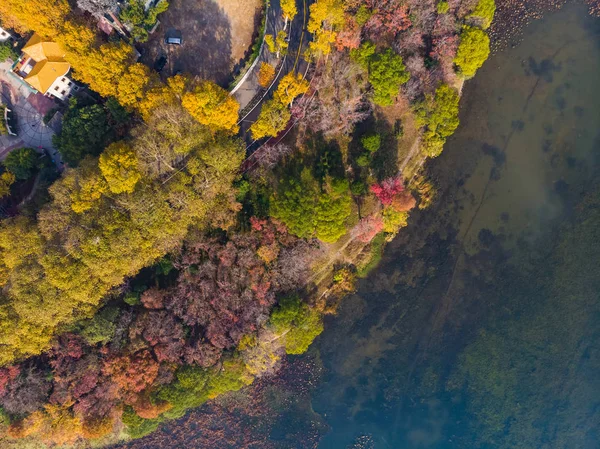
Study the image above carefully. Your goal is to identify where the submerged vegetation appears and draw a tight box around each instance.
[0,0,495,446]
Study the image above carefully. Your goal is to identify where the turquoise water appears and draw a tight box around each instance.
[300,4,600,448]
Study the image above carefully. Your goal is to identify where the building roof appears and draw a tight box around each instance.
[25,60,71,93]
[22,34,66,62]
[19,34,70,94]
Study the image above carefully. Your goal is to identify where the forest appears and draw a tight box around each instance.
[0,0,493,446]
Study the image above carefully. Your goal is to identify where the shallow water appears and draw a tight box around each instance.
[295,4,600,448]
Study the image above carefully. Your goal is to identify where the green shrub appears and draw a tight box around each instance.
[361,134,381,153]
[355,5,373,26]
[437,1,449,14]
[454,26,490,78]
[0,42,18,62]
[356,153,370,167]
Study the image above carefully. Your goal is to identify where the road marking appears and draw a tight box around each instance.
[293,0,307,72]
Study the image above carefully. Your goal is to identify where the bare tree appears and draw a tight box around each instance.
[76,0,120,19]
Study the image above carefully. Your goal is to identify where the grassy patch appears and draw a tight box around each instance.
[357,232,386,277]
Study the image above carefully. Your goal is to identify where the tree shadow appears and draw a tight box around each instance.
[349,114,399,182]
[139,0,233,86]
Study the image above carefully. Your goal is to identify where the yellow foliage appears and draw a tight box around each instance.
[0,171,15,198]
[276,72,309,105]
[0,0,69,38]
[258,62,276,88]
[99,141,142,194]
[281,0,298,21]
[250,98,291,140]
[116,63,156,111]
[182,81,240,134]
[138,74,188,120]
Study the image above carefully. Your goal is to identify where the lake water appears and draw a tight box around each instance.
[113,4,600,449]
[297,4,600,448]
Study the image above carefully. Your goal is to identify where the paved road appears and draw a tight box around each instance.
[232,0,313,145]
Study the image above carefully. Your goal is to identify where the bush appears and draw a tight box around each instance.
[454,26,490,78]
[0,42,18,62]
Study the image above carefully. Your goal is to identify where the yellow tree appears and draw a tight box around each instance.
[281,0,298,26]
[275,72,309,106]
[0,0,69,38]
[250,98,291,140]
[182,81,240,134]
[0,172,15,198]
[99,141,142,194]
[306,0,345,58]
[139,74,188,120]
[116,63,155,111]
[258,62,276,88]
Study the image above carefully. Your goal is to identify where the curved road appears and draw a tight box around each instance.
[232,0,314,145]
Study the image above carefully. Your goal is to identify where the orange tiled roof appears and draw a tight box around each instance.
[20,33,70,94]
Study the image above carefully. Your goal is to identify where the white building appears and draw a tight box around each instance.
[0,26,14,42]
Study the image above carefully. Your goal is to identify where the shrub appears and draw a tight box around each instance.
[454,26,490,78]
[361,134,381,153]
[0,42,18,62]
[437,1,450,14]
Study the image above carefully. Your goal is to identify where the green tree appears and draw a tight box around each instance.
[454,26,490,78]
[437,1,450,14]
[415,84,460,157]
[270,170,351,243]
[53,100,113,166]
[269,296,324,355]
[3,148,38,180]
[349,41,375,70]
[369,49,410,106]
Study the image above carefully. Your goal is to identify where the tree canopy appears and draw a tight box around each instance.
[415,84,460,157]
[182,81,240,134]
[3,148,38,180]
[454,26,490,78]
[270,169,352,243]
[52,101,114,166]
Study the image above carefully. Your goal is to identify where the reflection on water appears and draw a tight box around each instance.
[293,4,600,449]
